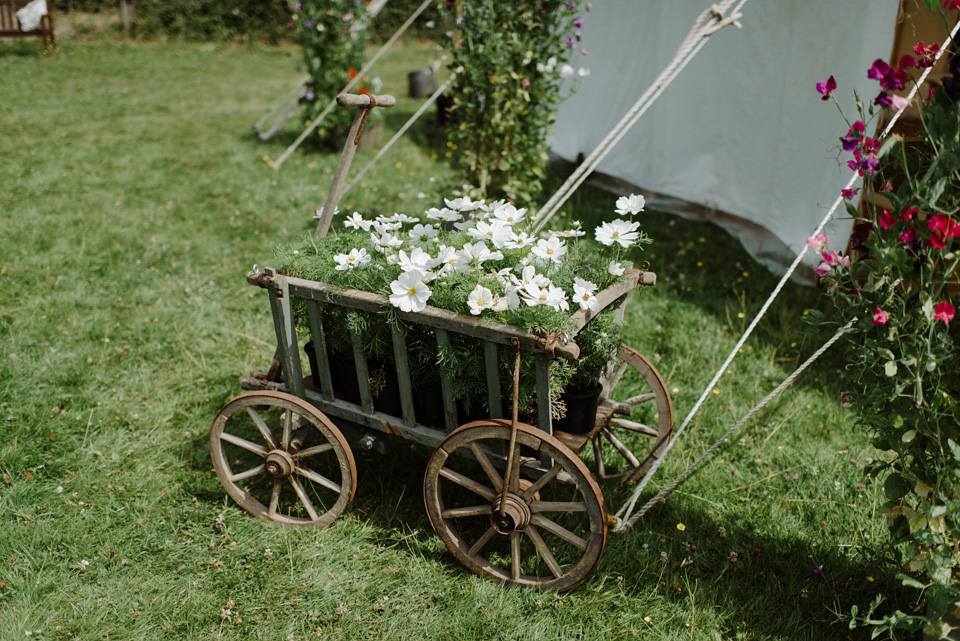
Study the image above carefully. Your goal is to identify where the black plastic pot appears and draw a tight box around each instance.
[408,70,436,97]
[553,384,603,434]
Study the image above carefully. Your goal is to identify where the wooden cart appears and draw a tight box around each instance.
[210,94,674,590]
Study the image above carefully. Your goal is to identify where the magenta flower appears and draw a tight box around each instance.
[815,261,832,278]
[901,207,918,221]
[868,58,907,90]
[806,233,828,252]
[813,565,824,576]
[900,228,916,243]
[934,302,956,325]
[841,121,864,151]
[574,17,583,28]
[841,188,857,200]
[889,94,908,111]
[945,0,960,10]
[878,209,896,230]
[521,77,530,87]
[816,75,836,100]
[872,307,889,325]
[898,54,916,71]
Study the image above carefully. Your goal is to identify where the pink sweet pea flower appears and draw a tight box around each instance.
[934,301,955,325]
[900,228,917,244]
[900,207,918,221]
[806,233,828,252]
[822,250,843,266]
[872,307,889,325]
[878,209,896,230]
[945,0,960,10]
[816,76,837,100]
[814,261,832,278]
[841,188,857,200]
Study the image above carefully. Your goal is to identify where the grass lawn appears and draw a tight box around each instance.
[0,22,911,641]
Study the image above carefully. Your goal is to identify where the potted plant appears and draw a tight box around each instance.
[276,193,651,431]
[810,34,960,639]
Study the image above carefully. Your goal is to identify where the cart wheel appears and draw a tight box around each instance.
[423,420,607,591]
[590,343,674,485]
[210,391,356,528]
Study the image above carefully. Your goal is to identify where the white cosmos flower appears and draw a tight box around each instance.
[615,193,645,216]
[497,284,521,311]
[479,199,507,213]
[549,224,586,238]
[467,219,512,248]
[572,277,600,312]
[333,247,371,270]
[595,219,641,248]
[577,67,591,77]
[559,63,575,78]
[313,205,339,220]
[370,231,403,253]
[520,282,568,311]
[409,223,438,245]
[389,269,431,312]
[608,260,626,277]
[444,196,484,212]
[511,265,550,289]
[385,213,418,224]
[424,207,460,222]
[398,247,433,272]
[531,236,567,263]
[492,203,527,225]
[371,220,402,234]
[504,230,534,250]
[455,241,503,271]
[343,212,372,231]
[467,284,494,315]
[432,245,459,275]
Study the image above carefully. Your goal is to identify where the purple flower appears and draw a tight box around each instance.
[292,2,301,9]
[867,58,890,81]
[841,188,856,200]
[304,20,313,27]
[840,121,864,151]
[574,17,583,28]
[304,91,315,101]
[565,37,576,48]
[874,91,893,107]
[868,58,907,90]
[816,75,836,100]
[813,565,823,575]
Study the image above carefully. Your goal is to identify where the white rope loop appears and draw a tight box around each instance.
[613,19,960,527]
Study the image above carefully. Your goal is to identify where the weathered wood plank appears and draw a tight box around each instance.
[435,329,459,431]
[568,268,651,333]
[268,281,304,398]
[304,300,334,400]
[391,323,416,426]
[349,327,373,414]
[483,341,503,419]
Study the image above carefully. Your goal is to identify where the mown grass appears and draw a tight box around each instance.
[0,26,913,641]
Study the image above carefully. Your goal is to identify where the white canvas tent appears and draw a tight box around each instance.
[548,1,903,282]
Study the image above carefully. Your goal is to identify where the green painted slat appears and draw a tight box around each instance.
[391,323,416,426]
[268,282,304,398]
[305,300,334,400]
[535,353,553,469]
[435,329,458,431]
[483,341,502,419]
[349,327,373,414]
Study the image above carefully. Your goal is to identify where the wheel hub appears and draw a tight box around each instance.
[491,493,531,535]
[264,449,295,479]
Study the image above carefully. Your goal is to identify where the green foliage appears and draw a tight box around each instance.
[292,0,369,144]
[812,35,960,637]
[367,0,448,42]
[445,0,586,206]
[133,0,292,43]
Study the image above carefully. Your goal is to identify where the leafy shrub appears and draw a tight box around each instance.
[445,0,587,207]
[132,0,291,43]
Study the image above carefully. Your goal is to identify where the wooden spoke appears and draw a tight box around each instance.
[510,532,521,581]
[468,442,503,492]
[282,409,293,448]
[530,514,587,552]
[438,466,496,501]
[441,504,493,519]
[589,344,674,485]
[608,417,659,436]
[520,463,562,501]
[423,420,607,591]
[524,525,563,580]
[245,406,280,450]
[230,464,266,482]
[294,464,342,495]
[219,432,269,457]
[288,476,319,521]
[268,480,282,517]
[292,442,333,459]
[601,427,642,468]
[468,526,497,557]
[529,500,587,514]
[210,391,356,529]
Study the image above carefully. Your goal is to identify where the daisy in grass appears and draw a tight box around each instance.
[468,219,512,248]
[343,212,372,231]
[370,231,403,253]
[615,193,645,216]
[454,241,504,272]
[504,230,534,250]
[409,223,438,245]
[333,247,371,271]
[389,269,431,312]
[424,207,460,222]
[492,203,527,225]
[467,285,495,315]
[531,236,567,264]
[572,277,600,312]
[595,219,641,248]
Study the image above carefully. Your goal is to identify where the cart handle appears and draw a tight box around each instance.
[315,93,397,238]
